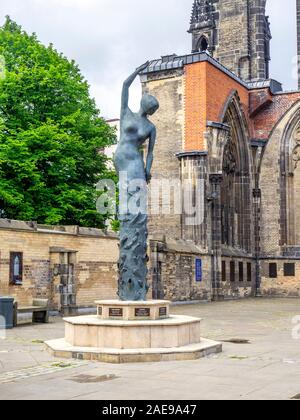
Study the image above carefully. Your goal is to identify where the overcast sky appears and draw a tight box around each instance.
[0,0,297,118]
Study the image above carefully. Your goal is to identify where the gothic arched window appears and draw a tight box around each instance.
[284,123,300,245]
[221,139,238,247]
[221,99,252,253]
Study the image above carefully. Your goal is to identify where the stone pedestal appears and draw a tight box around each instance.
[95,300,170,321]
[46,300,222,363]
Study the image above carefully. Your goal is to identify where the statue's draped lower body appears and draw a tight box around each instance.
[117,184,149,301]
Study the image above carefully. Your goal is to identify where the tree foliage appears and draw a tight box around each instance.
[0,17,116,227]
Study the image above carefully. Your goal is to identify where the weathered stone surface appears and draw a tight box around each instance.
[143,75,184,240]
[0,222,119,308]
[189,0,271,81]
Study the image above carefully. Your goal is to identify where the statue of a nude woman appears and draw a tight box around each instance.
[114,62,159,301]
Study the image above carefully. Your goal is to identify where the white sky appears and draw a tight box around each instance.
[0,0,297,118]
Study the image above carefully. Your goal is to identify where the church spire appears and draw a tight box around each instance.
[189,0,216,54]
[189,0,214,32]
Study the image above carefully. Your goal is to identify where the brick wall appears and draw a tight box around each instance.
[206,62,249,122]
[184,62,207,151]
[0,221,119,308]
[251,91,300,140]
[184,61,249,152]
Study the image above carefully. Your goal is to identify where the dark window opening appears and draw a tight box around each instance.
[269,263,277,279]
[284,263,295,277]
[230,261,235,282]
[222,261,226,282]
[10,252,23,285]
[199,37,208,52]
[247,263,252,283]
[239,262,244,282]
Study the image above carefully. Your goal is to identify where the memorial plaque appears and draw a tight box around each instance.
[135,308,150,318]
[159,307,167,317]
[98,306,102,316]
[109,308,123,317]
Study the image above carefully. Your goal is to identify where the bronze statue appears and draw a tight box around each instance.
[114,62,159,301]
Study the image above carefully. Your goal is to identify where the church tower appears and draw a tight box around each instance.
[189,0,272,82]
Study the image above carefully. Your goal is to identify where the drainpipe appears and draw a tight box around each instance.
[209,174,223,301]
[253,187,262,296]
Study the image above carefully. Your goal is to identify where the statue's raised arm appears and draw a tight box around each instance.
[121,61,149,116]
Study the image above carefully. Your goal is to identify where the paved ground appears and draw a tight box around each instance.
[0,298,300,400]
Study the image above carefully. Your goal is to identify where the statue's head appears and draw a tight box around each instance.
[140,94,159,116]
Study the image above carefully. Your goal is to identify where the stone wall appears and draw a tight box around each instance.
[215,0,251,79]
[217,0,270,81]
[141,50,300,301]
[149,239,256,302]
[142,71,184,239]
[150,238,212,302]
[219,255,256,300]
[260,260,300,297]
[260,103,297,255]
[259,99,300,297]
[0,220,119,309]
[189,0,270,82]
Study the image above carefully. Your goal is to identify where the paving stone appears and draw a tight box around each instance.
[0,299,299,400]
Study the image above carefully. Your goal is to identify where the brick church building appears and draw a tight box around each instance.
[141,0,300,301]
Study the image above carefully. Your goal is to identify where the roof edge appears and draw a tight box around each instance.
[141,52,283,94]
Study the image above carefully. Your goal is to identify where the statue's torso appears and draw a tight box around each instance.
[114,110,153,180]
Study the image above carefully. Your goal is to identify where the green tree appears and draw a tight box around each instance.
[0,16,116,227]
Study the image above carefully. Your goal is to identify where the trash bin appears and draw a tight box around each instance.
[0,297,14,329]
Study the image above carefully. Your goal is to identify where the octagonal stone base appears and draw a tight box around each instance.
[64,314,201,349]
[45,303,222,363]
[45,337,222,364]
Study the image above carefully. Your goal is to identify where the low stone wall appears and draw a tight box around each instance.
[150,239,259,302]
[162,252,212,302]
[150,238,212,302]
[1,219,299,309]
[218,254,256,300]
[260,259,300,298]
[0,219,119,309]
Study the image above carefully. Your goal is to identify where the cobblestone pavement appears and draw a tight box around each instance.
[0,298,300,400]
[0,361,87,384]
